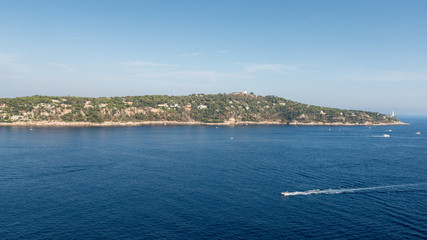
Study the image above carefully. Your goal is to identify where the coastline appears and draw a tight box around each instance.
[0,120,409,127]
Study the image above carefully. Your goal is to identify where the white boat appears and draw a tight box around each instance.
[281,191,290,196]
[416,132,421,135]
[383,134,390,138]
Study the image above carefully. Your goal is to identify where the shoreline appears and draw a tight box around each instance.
[0,120,409,127]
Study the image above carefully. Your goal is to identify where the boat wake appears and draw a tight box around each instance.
[281,183,427,197]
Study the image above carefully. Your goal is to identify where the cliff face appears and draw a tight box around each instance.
[0,93,403,125]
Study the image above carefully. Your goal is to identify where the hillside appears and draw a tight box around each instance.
[0,92,403,126]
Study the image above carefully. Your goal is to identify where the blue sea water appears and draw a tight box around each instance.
[1,117,426,239]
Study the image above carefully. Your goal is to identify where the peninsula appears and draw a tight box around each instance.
[0,92,404,126]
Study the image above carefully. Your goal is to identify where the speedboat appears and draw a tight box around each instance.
[281,191,290,196]
[416,132,421,135]
[383,134,390,138]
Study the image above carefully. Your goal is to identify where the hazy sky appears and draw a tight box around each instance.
[1,0,426,115]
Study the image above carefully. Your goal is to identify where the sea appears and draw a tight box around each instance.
[1,116,426,239]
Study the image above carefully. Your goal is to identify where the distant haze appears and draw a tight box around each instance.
[1,0,426,115]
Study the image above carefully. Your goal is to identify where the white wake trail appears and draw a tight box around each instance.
[282,183,427,196]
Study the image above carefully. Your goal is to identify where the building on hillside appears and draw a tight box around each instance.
[231,90,248,95]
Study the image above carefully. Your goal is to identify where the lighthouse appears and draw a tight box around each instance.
[392,111,395,117]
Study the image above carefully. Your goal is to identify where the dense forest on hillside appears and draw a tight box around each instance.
[0,92,400,125]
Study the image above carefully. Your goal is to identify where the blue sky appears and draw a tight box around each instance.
[1,0,426,115]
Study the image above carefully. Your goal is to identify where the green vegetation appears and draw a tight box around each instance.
[0,93,400,124]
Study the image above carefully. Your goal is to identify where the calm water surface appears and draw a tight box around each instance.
[1,117,426,239]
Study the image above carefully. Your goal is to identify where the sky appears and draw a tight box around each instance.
[1,0,426,115]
